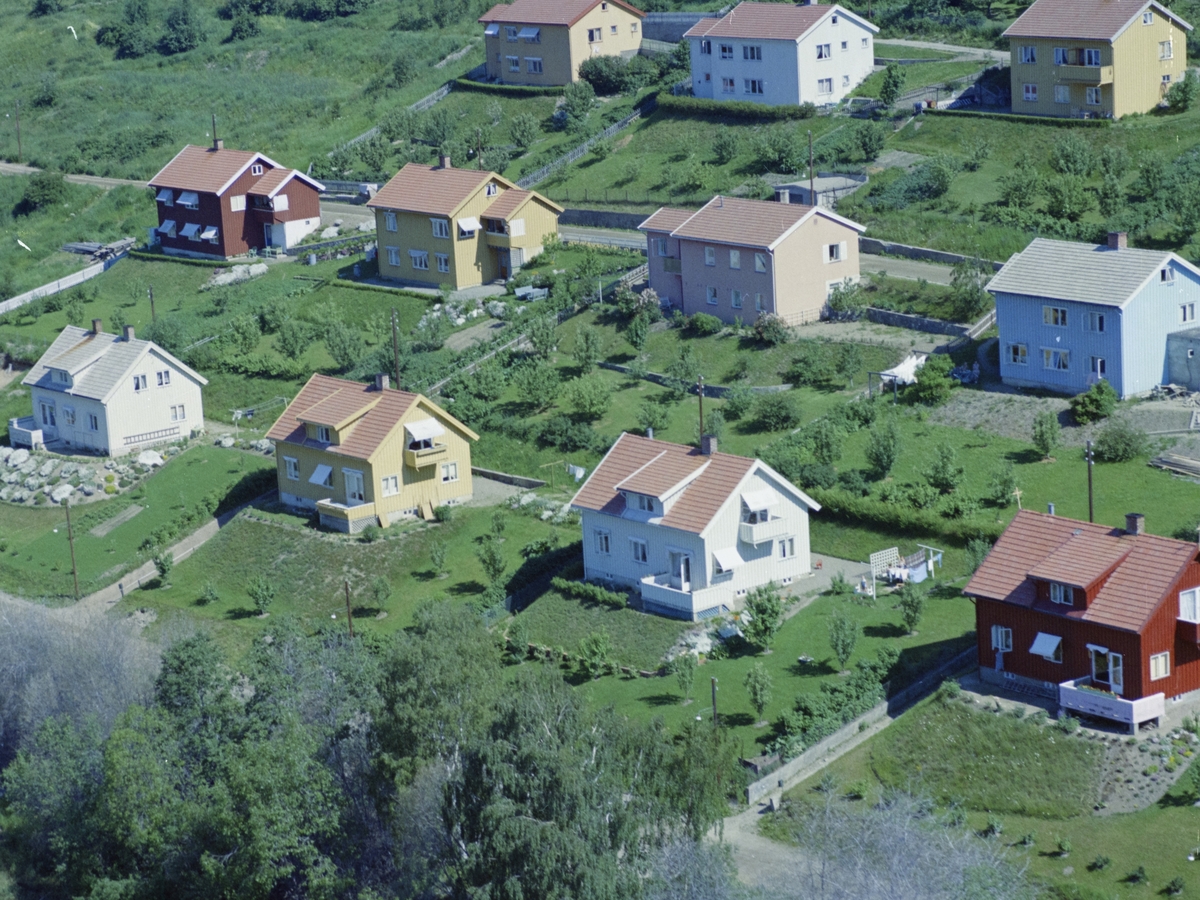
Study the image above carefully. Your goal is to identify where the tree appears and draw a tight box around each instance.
[392,55,416,87]
[577,631,614,679]
[470,361,507,402]
[476,537,507,586]
[755,392,801,431]
[664,343,701,399]
[743,584,784,651]
[949,257,992,323]
[911,353,955,406]
[1093,416,1148,462]
[153,551,174,584]
[356,134,391,176]
[672,652,696,703]
[19,171,67,214]
[324,320,362,370]
[161,0,205,54]
[422,105,456,147]
[1046,174,1093,221]
[380,105,415,142]
[525,314,557,357]
[897,582,926,634]
[228,11,260,40]
[569,374,611,421]
[1167,69,1200,112]
[809,418,843,466]
[514,360,560,412]
[1032,409,1060,460]
[1050,133,1094,178]
[828,609,859,671]
[865,419,901,478]
[1098,171,1125,217]
[878,64,906,106]
[627,312,650,350]
[924,443,964,494]
[856,121,887,161]
[572,327,602,373]
[988,461,1018,507]
[712,130,739,164]
[509,113,539,151]
[743,663,773,724]
[429,540,447,575]
[827,278,867,319]
[371,575,392,607]
[30,0,63,15]
[1068,379,1118,424]
[637,400,670,435]
[247,574,275,613]
[562,80,596,133]
[997,155,1041,209]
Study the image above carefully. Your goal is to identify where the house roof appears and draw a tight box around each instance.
[639,207,696,234]
[638,195,865,250]
[247,167,324,198]
[22,325,208,403]
[150,144,293,197]
[368,163,561,221]
[481,187,564,220]
[684,2,876,40]
[479,0,645,27]
[964,510,1198,632]
[570,432,818,535]
[986,237,1200,307]
[265,373,478,462]
[1003,0,1190,41]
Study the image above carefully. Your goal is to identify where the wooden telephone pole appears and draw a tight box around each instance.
[391,308,402,387]
[14,99,21,165]
[697,375,705,439]
[64,499,79,600]
[148,284,156,323]
[343,580,355,638]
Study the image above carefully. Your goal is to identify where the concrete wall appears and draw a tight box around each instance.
[866,307,969,336]
[559,208,647,230]
[859,237,1004,270]
[1166,329,1200,389]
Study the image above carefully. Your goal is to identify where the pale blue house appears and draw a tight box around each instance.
[990,233,1200,399]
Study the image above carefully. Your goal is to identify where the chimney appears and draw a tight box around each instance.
[701,434,717,456]
[438,154,451,169]
[646,427,654,440]
[1125,512,1145,536]
[374,373,390,391]
[1047,502,1055,516]
[211,113,222,152]
[91,318,102,334]
[1107,231,1127,251]
[775,188,790,204]
[122,325,134,342]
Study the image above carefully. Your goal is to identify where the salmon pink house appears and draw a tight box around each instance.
[967,509,1200,733]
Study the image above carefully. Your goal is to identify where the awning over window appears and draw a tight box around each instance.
[518,26,540,39]
[1029,632,1062,658]
[484,23,499,35]
[457,216,481,233]
[200,226,219,240]
[741,489,778,510]
[179,222,201,238]
[714,548,741,572]
[1085,643,1109,655]
[178,191,200,207]
[155,188,173,202]
[405,418,445,442]
[158,220,176,234]
[309,464,333,485]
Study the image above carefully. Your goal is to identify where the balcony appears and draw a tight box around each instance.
[663,257,682,274]
[405,442,449,469]
[485,230,514,249]
[739,517,790,546]
[1058,676,1164,734]
[8,417,45,450]
[1057,65,1113,84]
[316,498,378,535]
[639,573,725,621]
[1178,619,1200,644]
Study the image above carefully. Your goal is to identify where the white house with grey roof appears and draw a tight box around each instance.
[990,232,1200,398]
[12,319,207,456]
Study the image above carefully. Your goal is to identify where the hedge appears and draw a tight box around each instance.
[550,576,628,609]
[454,78,564,97]
[655,93,817,121]
[805,485,1006,546]
[923,108,1111,128]
[326,279,436,302]
[127,248,223,267]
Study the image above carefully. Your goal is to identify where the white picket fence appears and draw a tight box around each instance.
[516,105,650,190]
[0,252,129,317]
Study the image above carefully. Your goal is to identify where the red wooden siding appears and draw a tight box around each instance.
[278,180,321,221]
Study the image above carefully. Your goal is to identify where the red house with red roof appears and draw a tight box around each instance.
[966,510,1200,732]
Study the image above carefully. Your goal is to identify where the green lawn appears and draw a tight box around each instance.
[862,272,975,322]
[0,444,273,602]
[874,43,957,60]
[851,60,989,99]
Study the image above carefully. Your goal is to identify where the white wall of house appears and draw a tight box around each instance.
[270,217,321,249]
[102,350,205,455]
[28,387,111,454]
[796,15,875,105]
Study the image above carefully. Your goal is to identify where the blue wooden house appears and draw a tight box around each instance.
[989,233,1200,399]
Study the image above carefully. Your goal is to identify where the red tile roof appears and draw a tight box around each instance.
[638,195,864,250]
[1003,0,1191,41]
[151,145,266,195]
[367,163,495,217]
[685,2,835,40]
[964,510,1197,632]
[479,0,644,26]
[639,206,695,234]
[247,167,323,197]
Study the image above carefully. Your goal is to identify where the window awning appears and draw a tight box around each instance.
[155,188,173,202]
[458,216,481,233]
[714,548,741,572]
[200,226,218,240]
[158,220,176,234]
[1086,643,1109,655]
[178,191,200,207]
[179,222,201,238]
[484,23,499,35]
[741,489,778,511]
[518,26,540,39]
[405,418,445,442]
[1029,633,1062,658]
[309,464,333,485]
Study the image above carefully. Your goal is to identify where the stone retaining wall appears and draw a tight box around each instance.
[560,208,648,231]
[860,237,1005,270]
[865,307,969,337]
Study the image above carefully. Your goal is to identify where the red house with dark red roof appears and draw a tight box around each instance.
[148,140,324,260]
[966,510,1200,732]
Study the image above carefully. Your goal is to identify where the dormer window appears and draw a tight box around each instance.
[409,437,433,450]
[486,182,498,197]
[316,425,331,443]
[251,164,264,176]
[1049,582,1074,606]
[628,493,655,512]
[1162,267,1175,284]
[54,369,70,384]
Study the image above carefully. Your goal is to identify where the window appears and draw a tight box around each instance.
[507,55,520,72]
[1086,311,1105,332]
[486,182,498,197]
[1150,651,1170,680]
[631,22,638,33]
[316,425,331,443]
[1043,348,1070,370]
[731,289,742,309]
[634,494,654,512]
[156,370,171,387]
[832,13,839,23]
[588,28,603,42]
[88,413,99,431]
[700,39,711,54]
[743,45,762,60]
[170,404,185,422]
[284,458,299,481]
[436,253,449,274]
[778,537,796,559]
[441,462,458,483]
[704,246,715,266]
[1144,10,1154,23]
[1055,84,1070,103]
[384,211,397,232]
[157,189,174,206]
[729,249,740,269]
[1008,343,1028,365]
[861,37,868,48]
[1160,40,1173,60]
[755,252,767,273]
[595,530,611,554]
[719,44,733,59]
[526,57,542,73]
[1091,356,1106,377]
[1019,45,1036,63]
[344,470,365,503]
[721,77,735,93]
[1050,582,1074,606]
[842,74,850,87]
[1023,83,1038,102]
[1054,47,1068,65]
[991,625,1013,652]
[1162,267,1175,283]
[827,242,843,262]
[841,40,848,50]
[54,369,68,383]
[1164,74,1172,85]
[1183,303,1196,323]
[744,79,764,95]
[410,250,429,270]
[1043,306,1068,326]
[431,218,450,239]
[458,221,476,239]
[610,24,617,34]
[817,43,831,59]
[818,78,833,94]
[133,374,148,392]
[251,164,264,176]
[61,406,74,426]
[381,475,399,497]
[706,286,719,305]
[1084,48,1101,66]
[631,539,648,563]
[755,292,764,312]
[1182,588,1200,622]
[230,194,246,212]
[386,246,400,266]
[1086,86,1101,105]
[656,238,668,256]
[506,26,517,41]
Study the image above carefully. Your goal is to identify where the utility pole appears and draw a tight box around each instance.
[148,284,156,323]
[64,499,79,601]
[344,579,355,639]
[711,676,719,732]
[697,375,704,439]
[15,99,21,165]
[1085,439,1095,523]
[391,307,401,387]
[808,129,814,205]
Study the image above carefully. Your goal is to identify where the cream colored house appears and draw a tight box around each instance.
[266,373,478,533]
[367,159,563,290]
[1005,0,1192,118]
[480,0,646,86]
[14,319,206,456]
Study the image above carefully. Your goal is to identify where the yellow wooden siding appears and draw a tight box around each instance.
[451,177,510,286]
[1008,38,1112,116]
[1111,13,1187,116]
[507,197,562,261]
[567,4,643,80]
[485,24,575,84]
[375,207,460,288]
[771,215,860,326]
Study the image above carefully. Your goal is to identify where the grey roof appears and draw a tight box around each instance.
[987,238,1181,308]
[23,325,207,403]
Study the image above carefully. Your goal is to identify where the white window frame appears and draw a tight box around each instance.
[1182,302,1196,323]
[731,289,742,309]
[88,413,99,431]
[826,242,844,263]
[1084,48,1101,66]
[778,537,796,559]
[842,74,850,87]
[1023,83,1038,102]
[285,457,299,481]
[1043,306,1068,327]
[1086,86,1101,106]
[1160,40,1173,60]
[526,57,543,74]
[506,25,517,41]
[656,238,668,256]
[861,37,868,48]
[588,27,603,43]
[817,43,831,59]
[1091,356,1106,378]
[410,250,430,271]
[156,370,171,387]
[344,469,365,504]
[635,493,654,512]
[719,43,733,59]
[251,163,264,176]
[721,77,735,94]
[744,79,764,95]
[706,286,719,305]
[630,538,649,564]
[441,461,458,483]
[755,292,765,312]
[595,530,611,554]
[743,45,762,60]
[1054,47,1068,65]
[1019,45,1036,64]
[381,474,399,497]
[436,253,450,274]
[507,55,520,72]
[700,39,711,55]
[609,24,616,34]
[386,246,400,267]
[230,194,246,212]
[1086,311,1105,332]
[1144,10,1154,23]
[1008,343,1028,366]
[729,249,740,269]
[486,182,499,197]
[1180,587,1200,622]
[133,374,148,392]
[817,78,833,95]
[169,404,185,422]
[1150,651,1170,680]
[841,40,848,51]
[1054,84,1070,104]
[431,218,450,239]
[1049,582,1074,606]
[704,246,715,266]
[1162,267,1176,284]
[754,252,767,273]
[384,211,397,232]
[316,425,331,443]
[1043,348,1070,371]
[631,21,638,32]
[991,625,1013,652]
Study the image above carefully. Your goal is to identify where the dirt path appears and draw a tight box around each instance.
[444,318,505,352]
[0,161,146,190]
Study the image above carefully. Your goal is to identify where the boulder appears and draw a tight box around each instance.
[80,483,96,497]
[23,477,42,491]
[58,463,76,478]
[18,459,37,475]
[4,472,18,485]
[357,220,373,233]
[7,449,29,468]
[320,226,339,239]
[50,484,75,503]
[219,436,236,449]
[10,490,29,503]
[38,459,58,477]
[137,450,165,468]
[248,263,269,278]
[0,446,11,461]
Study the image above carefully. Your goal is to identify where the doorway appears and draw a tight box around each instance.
[669,551,691,592]
[1090,648,1124,695]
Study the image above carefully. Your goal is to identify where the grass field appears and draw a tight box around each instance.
[863,272,974,321]
[852,60,988,99]
[874,43,957,60]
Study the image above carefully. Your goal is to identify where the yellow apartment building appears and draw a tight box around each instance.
[1005,0,1191,118]
[267,373,478,533]
[479,0,646,86]
[367,159,562,290]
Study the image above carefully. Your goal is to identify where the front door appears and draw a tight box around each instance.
[670,552,691,592]
[498,250,510,280]
[264,223,274,247]
[344,470,365,506]
[1091,649,1124,695]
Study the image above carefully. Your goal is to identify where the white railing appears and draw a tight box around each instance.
[739,517,790,546]
[639,572,723,621]
[1058,676,1164,732]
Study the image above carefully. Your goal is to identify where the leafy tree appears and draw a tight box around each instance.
[525,314,557,357]
[897,582,926,634]
[672,652,696,702]
[754,312,791,346]
[422,105,456,147]
[924,443,964,494]
[627,312,650,350]
[392,55,417,87]
[950,257,993,323]
[1046,174,1093,221]
[1050,133,1094,177]
[856,121,887,161]
[878,63,906,106]
[809,418,843,466]
[664,343,701,399]
[723,384,755,421]
[509,112,540,151]
[470,361,507,402]
[356,133,392,175]
[19,170,67,213]
[153,551,174,583]
[828,609,859,671]
[380,105,415,142]
[743,583,784,651]
[636,400,670,435]
[514,360,560,412]
[577,631,615,679]
[712,130,740,164]
[1068,379,1118,424]
[1093,416,1148,462]
[228,11,260,39]
[1032,409,1060,459]
[755,392,801,431]
[161,0,205,54]
[276,318,310,359]
[569,374,611,421]
[743,663,773,723]
[476,536,507,585]
[1167,69,1199,112]
[962,136,992,171]
[31,0,63,15]
[1098,144,1129,179]
[754,126,800,173]
[997,155,1041,209]
[988,461,1018,507]
[572,327,602,373]
[247,574,275,613]
[1098,171,1125,217]
[827,278,867,319]
[324,320,361,370]
[562,79,596,133]
[865,418,901,478]
[429,540,447,575]
[966,537,993,572]
[911,353,955,406]
[199,580,220,605]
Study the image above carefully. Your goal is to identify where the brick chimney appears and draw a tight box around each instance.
[122,325,135,342]
[91,318,102,334]
[438,154,451,169]
[775,187,790,204]
[701,434,718,456]
[1107,231,1127,250]
[1125,512,1145,536]
[214,138,224,151]
[374,373,390,391]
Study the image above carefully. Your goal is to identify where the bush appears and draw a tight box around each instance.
[965,537,993,572]
[433,504,454,523]
[1166,876,1186,895]
[925,108,1110,128]
[755,392,801,431]
[577,631,615,679]
[454,79,564,97]
[910,354,955,406]
[161,0,205,54]
[754,313,791,347]
[1069,379,1118,424]
[153,552,174,583]
[656,93,816,121]
[924,443,964,494]
[723,384,755,421]
[551,576,626,610]
[1166,70,1199,113]
[1094,417,1148,462]
[578,55,657,95]
[1032,410,1060,459]
[635,401,670,436]
[796,463,837,490]
[982,815,1003,838]
[247,575,275,614]
[897,583,925,633]
[687,312,723,336]
[19,171,67,214]
[837,469,870,497]
[1057,713,1080,734]
[865,419,901,478]
[743,583,784,650]
[198,580,220,605]
[1089,855,1111,872]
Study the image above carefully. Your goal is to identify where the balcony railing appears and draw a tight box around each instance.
[639,573,723,621]
[405,443,448,469]
[739,517,790,546]
[1057,64,1113,84]
[1058,676,1164,733]
[8,417,45,450]
[316,498,378,534]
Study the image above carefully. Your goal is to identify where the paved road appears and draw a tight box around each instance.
[882,38,1008,64]
[0,161,147,190]
[560,225,646,250]
[860,254,954,285]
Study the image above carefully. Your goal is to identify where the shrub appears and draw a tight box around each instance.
[577,631,615,679]
[636,401,670,436]
[897,582,925,633]
[712,130,740,164]
[687,313,723,336]
[1089,855,1111,872]
[937,678,962,701]
[551,576,626,610]
[671,652,696,700]
[19,171,67,214]
[228,10,259,40]
[743,583,784,651]
[1069,379,1118,424]
[987,462,1018,507]
[925,108,1110,128]
[1094,417,1148,462]
[153,552,174,583]
[1167,69,1199,113]
[161,0,205,54]
[865,419,901,478]
[753,313,790,346]
[1166,876,1186,895]
[568,375,611,421]
[656,93,816,121]
[433,504,454,523]
[797,463,837,490]
[941,494,979,520]
[827,609,859,670]
[1032,410,1060,459]
[910,354,955,405]
[1057,713,1080,734]
[755,393,801,431]
[924,443,964,494]
[828,572,853,596]
[965,538,992,572]
[359,524,381,543]
[982,815,1003,838]
[247,574,275,614]
[837,469,870,497]
[199,580,220,605]
[723,384,755,421]
[1127,866,1147,885]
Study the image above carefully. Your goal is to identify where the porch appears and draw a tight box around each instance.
[1059,675,1165,734]
[316,498,379,534]
[8,417,46,450]
[639,572,727,621]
